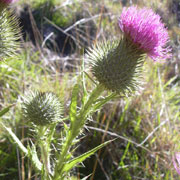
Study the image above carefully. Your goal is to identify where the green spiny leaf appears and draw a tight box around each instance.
[92,92,117,113]
[1,122,28,155]
[69,84,80,127]
[27,142,42,172]
[80,54,88,106]
[0,9,21,61]
[62,139,114,173]
[46,123,57,144]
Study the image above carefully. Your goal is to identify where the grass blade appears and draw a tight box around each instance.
[0,104,14,117]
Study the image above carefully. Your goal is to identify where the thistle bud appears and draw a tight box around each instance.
[22,91,63,126]
[87,38,145,94]
[0,9,21,61]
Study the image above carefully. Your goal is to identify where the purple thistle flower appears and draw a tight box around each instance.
[119,6,171,61]
[173,152,180,175]
[0,0,18,12]
[0,0,18,4]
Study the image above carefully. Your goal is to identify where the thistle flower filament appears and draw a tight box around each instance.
[119,6,171,61]
[0,0,18,4]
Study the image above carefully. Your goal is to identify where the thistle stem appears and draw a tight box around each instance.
[38,126,52,179]
[54,84,105,179]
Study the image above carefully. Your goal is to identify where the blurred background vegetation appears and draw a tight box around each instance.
[0,0,180,179]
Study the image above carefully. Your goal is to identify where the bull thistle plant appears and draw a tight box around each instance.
[0,4,171,180]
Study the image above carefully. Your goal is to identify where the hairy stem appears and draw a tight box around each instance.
[38,126,52,179]
[54,84,105,179]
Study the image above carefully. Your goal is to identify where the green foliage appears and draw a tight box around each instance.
[62,139,114,173]
[27,0,74,28]
[0,141,18,180]
[0,105,13,117]
[52,11,73,27]
[69,84,80,128]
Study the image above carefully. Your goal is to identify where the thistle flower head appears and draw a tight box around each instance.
[87,6,171,94]
[173,152,180,175]
[0,0,18,4]
[119,6,171,61]
[0,0,18,12]
[87,37,145,94]
[0,9,21,61]
[22,91,63,126]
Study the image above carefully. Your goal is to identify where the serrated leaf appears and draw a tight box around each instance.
[1,123,42,172]
[27,142,42,172]
[0,104,14,117]
[80,55,88,105]
[92,93,116,113]
[46,123,56,145]
[1,122,28,154]
[69,84,80,127]
[62,139,114,173]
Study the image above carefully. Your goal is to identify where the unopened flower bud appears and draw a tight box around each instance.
[87,38,145,94]
[0,9,21,61]
[22,91,63,126]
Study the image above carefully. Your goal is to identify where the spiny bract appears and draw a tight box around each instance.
[87,37,146,95]
[0,9,21,61]
[22,91,63,126]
